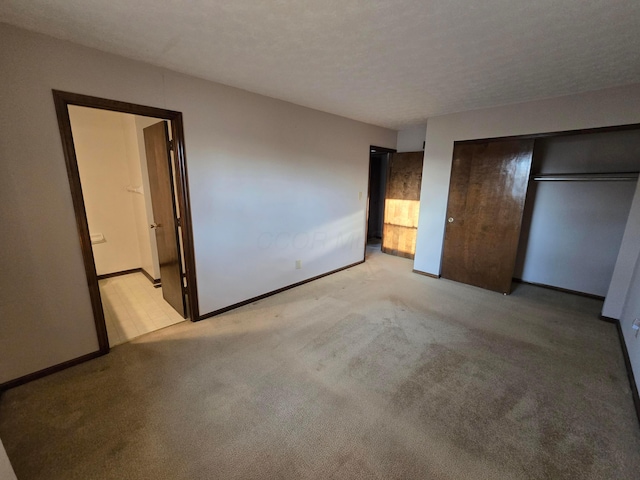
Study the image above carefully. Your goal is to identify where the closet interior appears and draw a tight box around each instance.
[514,128,640,298]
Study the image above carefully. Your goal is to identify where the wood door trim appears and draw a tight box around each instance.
[96,268,143,281]
[370,145,397,154]
[413,269,440,279]
[170,113,198,318]
[512,278,605,300]
[0,350,104,392]
[141,268,161,285]
[454,122,640,146]
[52,90,200,359]
[199,260,364,320]
[364,151,372,261]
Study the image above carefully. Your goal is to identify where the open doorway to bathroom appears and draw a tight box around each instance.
[53,91,199,353]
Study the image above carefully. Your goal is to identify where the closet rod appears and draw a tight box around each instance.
[531,172,639,182]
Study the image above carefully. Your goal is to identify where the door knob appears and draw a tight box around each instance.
[150,223,162,229]
[448,217,454,223]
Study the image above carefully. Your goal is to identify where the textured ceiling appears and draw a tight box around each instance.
[2,1,640,129]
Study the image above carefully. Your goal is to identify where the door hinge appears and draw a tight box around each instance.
[168,139,174,151]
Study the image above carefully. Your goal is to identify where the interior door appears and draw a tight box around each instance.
[441,139,534,294]
[381,152,423,259]
[144,121,186,317]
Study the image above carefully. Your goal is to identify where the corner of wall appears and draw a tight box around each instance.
[603,179,640,319]
[397,124,427,153]
[0,438,18,480]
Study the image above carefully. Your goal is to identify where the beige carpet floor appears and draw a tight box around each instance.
[1,245,639,479]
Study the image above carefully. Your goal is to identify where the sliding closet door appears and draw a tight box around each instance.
[441,139,534,294]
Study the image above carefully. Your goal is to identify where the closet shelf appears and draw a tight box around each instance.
[531,172,639,182]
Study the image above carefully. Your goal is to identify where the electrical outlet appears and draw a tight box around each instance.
[359,191,363,201]
[295,260,302,269]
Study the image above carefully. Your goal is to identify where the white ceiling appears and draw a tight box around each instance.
[2,0,640,129]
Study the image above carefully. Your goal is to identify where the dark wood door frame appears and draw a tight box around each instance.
[52,90,200,355]
[454,122,640,146]
[365,146,397,260]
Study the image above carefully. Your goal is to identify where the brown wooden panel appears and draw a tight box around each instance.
[382,152,423,259]
[441,139,534,293]
[144,121,186,317]
[381,224,417,259]
[385,152,424,201]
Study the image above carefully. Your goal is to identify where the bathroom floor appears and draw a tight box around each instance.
[99,272,185,346]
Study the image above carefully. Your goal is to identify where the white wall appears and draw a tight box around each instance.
[70,106,142,275]
[605,180,640,318]
[620,249,640,386]
[515,181,635,296]
[514,132,640,297]
[0,438,17,480]
[173,70,395,313]
[121,114,153,278]
[396,124,426,152]
[0,23,395,383]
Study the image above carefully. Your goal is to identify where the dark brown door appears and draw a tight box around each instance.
[441,139,534,294]
[144,121,186,317]
[382,152,424,259]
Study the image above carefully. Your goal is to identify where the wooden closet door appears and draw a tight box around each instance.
[381,152,424,259]
[441,139,534,294]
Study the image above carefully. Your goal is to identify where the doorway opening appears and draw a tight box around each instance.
[366,146,395,257]
[53,91,199,353]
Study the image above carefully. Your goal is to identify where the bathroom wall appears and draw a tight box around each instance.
[70,106,142,275]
